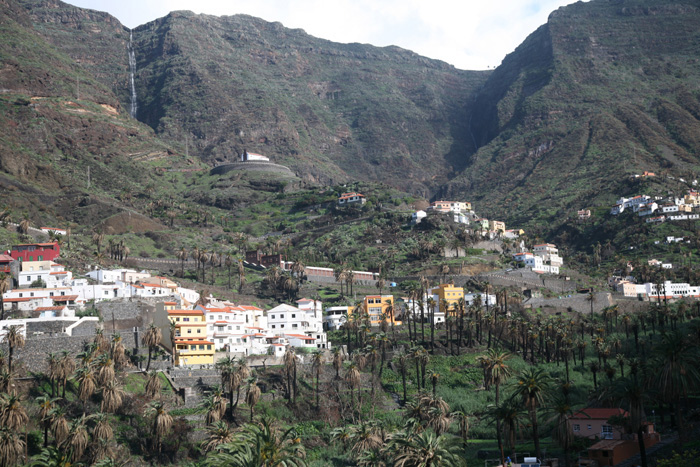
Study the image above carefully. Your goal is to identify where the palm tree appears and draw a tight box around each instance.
[145,370,162,400]
[36,395,58,447]
[100,379,124,413]
[3,326,25,375]
[349,422,383,458]
[92,412,113,444]
[486,398,524,462]
[246,377,262,422]
[0,393,28,431]
[142,324,162,371]
[203,420,233,453]
[49,406,69,446]
[311,351,323,410]
[96,354,115,387]
[478,348,512,466]
[145,400,173,460]
[204,417,306,467]
[283,348,297,404]
[547,397,574,467]
[215,357,238,417]
[178,247,188,277]
[75,366,96,410]
[64,414,90,462]
[346,363,361,419]
[0,426,25,467]
[394,351,409,405]
[202,394,223,425]
[17,218,29,236]
[225,254,233,288]
[111,332,128,368]
[332,347,343,380]
[511,367,551,460]
[388,430,465,467]
[650,331,700,441]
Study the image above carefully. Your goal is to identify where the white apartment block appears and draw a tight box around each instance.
[267,301,329,349]
[18,261,72,289]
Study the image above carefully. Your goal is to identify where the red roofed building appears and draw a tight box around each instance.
[569,408,629,440]
[338,192,366,206]
[10,242,60,262]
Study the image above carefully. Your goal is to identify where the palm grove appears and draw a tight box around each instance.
[1,284,700,466]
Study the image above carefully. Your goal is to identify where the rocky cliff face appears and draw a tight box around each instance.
[441,0,700,229]
[17,1,489,193]
[5,0,700,235]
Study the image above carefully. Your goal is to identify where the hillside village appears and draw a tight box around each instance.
[3,0,700,464]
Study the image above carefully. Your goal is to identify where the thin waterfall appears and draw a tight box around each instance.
[128,30,138,118]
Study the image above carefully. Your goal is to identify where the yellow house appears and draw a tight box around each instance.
[348,295,400,326]
[489,220,506,233]
[168,309,214,366]
[431,284,464,316]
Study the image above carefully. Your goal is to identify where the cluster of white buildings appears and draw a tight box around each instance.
[2,262,200,322]
[411,201,510,240]
[2,258,332,359]
[166,296,331,357]
[616,280,700,300]
[611,191,700,224]
[512,243,563,274]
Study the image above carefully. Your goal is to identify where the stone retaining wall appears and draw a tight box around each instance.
[2,329,140,374]
[210,162,295,177]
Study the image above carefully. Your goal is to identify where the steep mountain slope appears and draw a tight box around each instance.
[442,0,700,228]
[0,0,195,228]
[17,0,489,193]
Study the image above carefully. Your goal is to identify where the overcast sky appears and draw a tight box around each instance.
[64,0,579,70]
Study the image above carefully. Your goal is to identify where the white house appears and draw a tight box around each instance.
[637,203,658,217]
[411,210,427,225]
[324,306,349,330]
[338,192,366,206]
[402,296,445,325]
[86,268,150,284]
[463,293,497,307]
[17,261,73,289]
[267,302,329,349]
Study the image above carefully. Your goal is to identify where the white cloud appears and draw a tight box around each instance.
[65,0,578,69]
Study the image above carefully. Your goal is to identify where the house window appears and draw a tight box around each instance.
[197,329,201,333]
[30,293,34,297]
[292,324,297,328]
[183,318,190,322]
[199,345,204,350]
[26,276,31,282]
[587,424,592,430]
[292,314,296,318]
[271,315,275,319]
[280,314,285,319]
[573,424,580,432]
[207,345,212,350]
[272,325,276,329]
[602,425,613,439]
[29,256,33,261]
[187,329,192,334]
[281,324,285,328]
